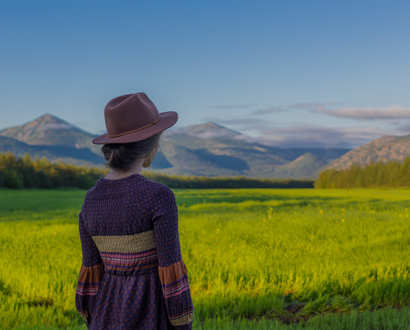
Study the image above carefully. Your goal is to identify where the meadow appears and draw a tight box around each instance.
[1,188,410,329]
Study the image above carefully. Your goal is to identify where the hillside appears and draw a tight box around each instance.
[328,135,410,170]
[274,153,327,179]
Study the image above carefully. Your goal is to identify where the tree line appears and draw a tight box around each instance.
[0,152,314,189]
[0,152,106,189]
[315,156,410,188]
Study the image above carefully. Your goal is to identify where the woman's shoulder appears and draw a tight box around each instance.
[135,174,173,195]
[149,181,175,200]
[83,185,97,201]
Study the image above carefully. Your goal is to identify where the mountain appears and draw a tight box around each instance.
[0,115,350,178]
[164,121,250,150]
[0,113,101,155]
[273,153,327,179]
[172,121,243,140]
[328,135,410,170]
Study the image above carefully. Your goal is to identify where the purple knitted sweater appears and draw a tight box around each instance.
[75,173,194,329]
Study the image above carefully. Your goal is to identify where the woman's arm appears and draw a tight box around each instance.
[75,209,104,327]
[153,186,194,329]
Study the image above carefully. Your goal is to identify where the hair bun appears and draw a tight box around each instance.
[101,132,162,172]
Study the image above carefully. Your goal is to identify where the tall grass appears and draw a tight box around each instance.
[1,188,410,328]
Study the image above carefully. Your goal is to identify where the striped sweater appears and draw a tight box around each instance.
[75,173,194,329]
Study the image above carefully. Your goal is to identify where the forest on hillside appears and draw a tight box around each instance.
[315,156,410,188]
[0,152,313,189]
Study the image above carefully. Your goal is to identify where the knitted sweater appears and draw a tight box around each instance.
[75,173,194,329]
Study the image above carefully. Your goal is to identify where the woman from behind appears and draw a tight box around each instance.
[75,92,194,329]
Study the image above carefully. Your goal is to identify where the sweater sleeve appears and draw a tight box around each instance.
[152,186,194,329]
[75,209,104,327]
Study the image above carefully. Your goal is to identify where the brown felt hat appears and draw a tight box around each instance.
[92,92,178,144]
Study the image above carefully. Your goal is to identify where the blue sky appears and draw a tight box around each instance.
[1,1,410,148]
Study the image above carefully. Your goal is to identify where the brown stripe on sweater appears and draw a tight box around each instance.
[78,263,104,284]
[158,259,188,285]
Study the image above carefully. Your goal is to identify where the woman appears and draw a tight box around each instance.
[75,92,194,329]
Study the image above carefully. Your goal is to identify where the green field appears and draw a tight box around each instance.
[1,188,410,329]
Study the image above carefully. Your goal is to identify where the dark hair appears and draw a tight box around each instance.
[101,132,162,172]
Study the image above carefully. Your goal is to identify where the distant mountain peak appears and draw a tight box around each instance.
[289,152,325,165]
[0,113,94,148]
[202,121,226,128]
[26,113,74,130]
[294,152,316,161]
[39,113,63,121]
[173,121,243,139]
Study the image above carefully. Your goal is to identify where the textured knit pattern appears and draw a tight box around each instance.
[75,173,194,329]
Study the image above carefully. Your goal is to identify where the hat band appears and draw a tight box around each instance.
[107,117,161,138]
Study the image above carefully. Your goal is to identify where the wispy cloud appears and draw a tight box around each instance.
[251,106,286,115]
[319,105,410,120]
[211,104,252,109]
[289,103,325,110]
[200,101,410,148]
[245,125,389,148]
[251,102,340,115]
[395,122,410,134]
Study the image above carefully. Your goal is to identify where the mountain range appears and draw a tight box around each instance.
[0,114,354,179]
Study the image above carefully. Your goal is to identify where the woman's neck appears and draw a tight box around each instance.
[104,160,143,179]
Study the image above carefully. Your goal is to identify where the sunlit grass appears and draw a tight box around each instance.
[1,188,410,328]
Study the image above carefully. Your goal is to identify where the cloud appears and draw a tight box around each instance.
[211,104,252,109]
[251,106,286,115]
[244,125,390,148]
[289,103,325,110]
[251,102,340,115]
[200,116,389,148]
[289,102,341,109]
[395,122,410,134]
[321,105,410,120]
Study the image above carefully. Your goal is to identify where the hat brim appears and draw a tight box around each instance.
[92,111,178,144]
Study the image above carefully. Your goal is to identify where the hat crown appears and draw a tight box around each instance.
[104,93,161,138]
[92,92,178,145]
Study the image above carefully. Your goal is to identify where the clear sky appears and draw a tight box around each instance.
[1,0,410,148]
